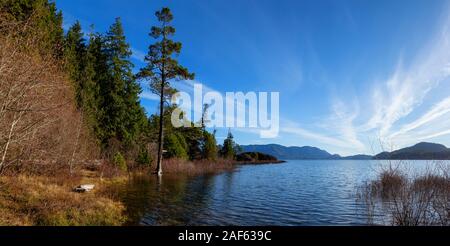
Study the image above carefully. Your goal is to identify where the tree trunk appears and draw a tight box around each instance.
[0,114,20,174]
[155,24,167,176]
[155,79,164,176]
[68,113,83,175]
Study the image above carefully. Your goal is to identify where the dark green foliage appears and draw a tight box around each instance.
[200,105,218,160]
[150,105,220,161]
[99,18,136,147]
[136,149,152,167]
[101,18,148,150]
[203,131,218,161]
[112,152,127,172]
[1,0,37,20]
[137,7,195,95]
[1,0,64,56]
[84,32,110,141]
[64,22,86,107]
[220,131,240,160]
[164,133,188,160]
[60,3,149,166]
[62,17,148,153]
[63,24,103,145]
[179,126,203,160]
[80,32,103,138]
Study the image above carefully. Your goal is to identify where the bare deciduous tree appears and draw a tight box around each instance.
[0,14,97,175]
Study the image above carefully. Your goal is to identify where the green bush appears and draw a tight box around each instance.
[164,133,188,160]
[203,132,218,160]
[136,149,152,167]
[112,152,127,172]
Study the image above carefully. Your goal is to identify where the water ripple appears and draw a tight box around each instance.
[118,160,446,225]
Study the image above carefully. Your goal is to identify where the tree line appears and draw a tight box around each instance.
[0,0,239,174]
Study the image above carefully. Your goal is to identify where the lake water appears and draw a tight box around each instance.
[111,160,448,226]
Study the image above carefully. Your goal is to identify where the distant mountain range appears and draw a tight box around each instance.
[373,142,450,160]
[240,142,450,160]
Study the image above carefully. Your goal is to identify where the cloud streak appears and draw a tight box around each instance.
[131,48,146,63]
[139,91,159,101]
[327,4,450,153]
[371,8,450,143]
[390,96,450,139]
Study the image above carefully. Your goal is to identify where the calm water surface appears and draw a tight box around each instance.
[110,160,446,226]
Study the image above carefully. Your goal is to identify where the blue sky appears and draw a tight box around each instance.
[56,0,450,156]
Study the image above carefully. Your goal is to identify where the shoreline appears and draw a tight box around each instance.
[235,160,286,165]
[0,158,237,226]
[0,171,128,226]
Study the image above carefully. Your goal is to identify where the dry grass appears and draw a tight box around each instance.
[358,163,450,226]
[162,158,235,175]
[0,174,126,226]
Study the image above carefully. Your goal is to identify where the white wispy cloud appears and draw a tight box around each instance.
[277,117,350,150]
[390,96,450,139]
[131,48,146,63]
[328,4,450,152]
[369,10,450,141]
[139,91,159,101]
[170,81,374,154]
[328,99,366,151]
[280,126,353,149]
[421,129,450,140]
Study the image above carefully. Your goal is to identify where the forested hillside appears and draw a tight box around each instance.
[0,0,237,176]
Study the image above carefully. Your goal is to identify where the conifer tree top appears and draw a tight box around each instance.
[137,7,194,97]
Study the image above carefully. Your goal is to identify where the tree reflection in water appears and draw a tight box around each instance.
[109,172,220,225]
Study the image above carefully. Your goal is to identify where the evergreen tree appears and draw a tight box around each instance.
[136,148,152,167]
[86,32,109,141]
[200,104,218,160]
[180,126,204,160]
[203,131,218,161]
[64,21,86,107]
[123,69,147,147]
[1,0,64,56]
[221,130,239,160]
[79,31,103,139]
[41,0,64,56]
[164,132,188,160]
[137,7,194,175]
[99,17,145,150]
[64,24,107,147]
[1,0,37,20]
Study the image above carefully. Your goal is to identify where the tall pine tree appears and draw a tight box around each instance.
[64,21,86,107]
[86,32,109,142]
[137,7,194,176]
[100,18,146,151]
[80,31,103,140]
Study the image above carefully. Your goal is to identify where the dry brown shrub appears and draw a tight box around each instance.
[0,14,98,175]
[358,163,450,226]
[162,158,234,175]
